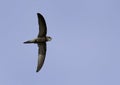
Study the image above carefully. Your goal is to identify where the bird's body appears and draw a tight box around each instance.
[24,36,51,43]
[24,13,51,72]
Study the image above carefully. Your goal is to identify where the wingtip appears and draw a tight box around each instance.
[37,13,39,15]
[36,70,39,72]
[36,69,40,72]
[37,13,43,17]
[37,13,41,16]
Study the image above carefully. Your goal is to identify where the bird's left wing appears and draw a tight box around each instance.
[36,43,46,72]
[37,13,47,37]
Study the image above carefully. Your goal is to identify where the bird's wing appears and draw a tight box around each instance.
[37,13,47,37]
[36,43,46,72]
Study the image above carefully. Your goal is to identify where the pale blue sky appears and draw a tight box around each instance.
[0,0,120,85]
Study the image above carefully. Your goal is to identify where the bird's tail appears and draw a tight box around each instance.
[24,39,35,44]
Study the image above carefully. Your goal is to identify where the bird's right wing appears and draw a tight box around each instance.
[37,13,47,37]
[36,43,46,72]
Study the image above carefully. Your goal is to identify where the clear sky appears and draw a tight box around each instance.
[0,0,120,85]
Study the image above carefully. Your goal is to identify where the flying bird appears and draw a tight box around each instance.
[24,13,52,72]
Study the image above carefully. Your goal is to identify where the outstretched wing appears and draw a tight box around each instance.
[37,13,47,37]
[36,43,46,72]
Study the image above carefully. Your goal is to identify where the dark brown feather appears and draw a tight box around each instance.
[36,43,46,72]
[37,13,47,37]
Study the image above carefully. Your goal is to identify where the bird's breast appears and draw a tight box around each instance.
[35,37,47,43]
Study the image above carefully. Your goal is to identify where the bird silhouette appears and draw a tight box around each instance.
[24,13,52,72]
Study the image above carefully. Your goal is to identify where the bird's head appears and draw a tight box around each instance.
[46,36,52,41]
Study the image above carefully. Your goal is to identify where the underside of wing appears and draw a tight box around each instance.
[37,13,47,37]
[36,43,46,72]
